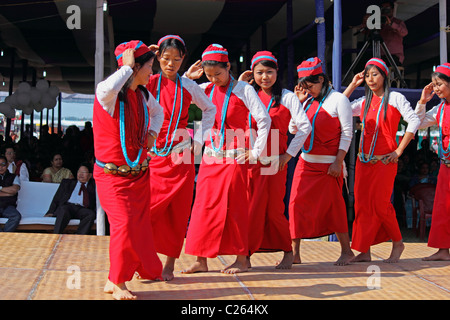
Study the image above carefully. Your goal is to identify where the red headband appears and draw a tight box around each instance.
[202,44,229,63]
[297,57,323,78]
[365,58,389,76]
[435,63,450,78]
[115,40,151,67]
[251,51,278,70]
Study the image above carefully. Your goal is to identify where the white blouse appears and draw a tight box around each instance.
[179,76,216,145]
[198,80,272,159]
[350,91,420,134]
[95,65,164,135]
[290,89,353,153]
[280,89,312,157]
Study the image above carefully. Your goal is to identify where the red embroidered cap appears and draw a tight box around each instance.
[297,57,323,78]
[435,63,450,78]
[115,40,151,67]
[202,44,229,63]
[251,51,278,70]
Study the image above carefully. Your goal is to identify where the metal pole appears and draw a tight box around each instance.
[286,0,294,90]
[440,0,447,64]
[315,0,326,74]
[95,0,104,88]
[332,0,342,91]
[5,49,15,139]
[58,93,62,135]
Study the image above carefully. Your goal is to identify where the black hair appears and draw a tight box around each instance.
[78,162,93,173]
[0,155,7,164]
[251,59,282,107]
[363,63,390,121]
[431,71,450,83]
[201,60,234,79]
[201,60,229,69]
[298,73,332,101]
[118,50,155,103]
[158,37,187,58]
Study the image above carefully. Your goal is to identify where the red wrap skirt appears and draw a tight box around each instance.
[184,154,248,258]
[94,166,162,284]
[248,162,291,255]
[150,152,195,258]
[351,159,402,253]
[427,164,450,249]
[289,157,348,239]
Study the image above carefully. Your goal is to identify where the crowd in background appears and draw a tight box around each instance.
[0,118,440,231]
[0,121,94,183]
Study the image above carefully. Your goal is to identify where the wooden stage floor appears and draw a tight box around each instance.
[1,232,450,301]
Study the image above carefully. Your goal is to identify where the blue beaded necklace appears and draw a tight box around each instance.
[358,95,385,163]
[152,73,184,156]
[438,101,450,159]
[119,94,149,168]
[301,87,332,154]
[208,76,234,152]
[248,95,274,148]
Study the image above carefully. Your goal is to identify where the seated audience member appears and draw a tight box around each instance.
[45,163,96,235]
[409,161,437,187]
[0,155,21,232]
[42,152,74,183]
[4,145,29,182]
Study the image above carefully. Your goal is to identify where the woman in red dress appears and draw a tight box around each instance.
[182,44,271,274]
[93,41,164,299]
[289,57,354,266]
[146,35,216,281]
[344,58,420,263]
[239,51,311,269]
[415,63,450,261]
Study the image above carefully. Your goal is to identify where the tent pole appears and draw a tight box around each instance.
[315,0,326,73]
[95,0,104,88]
[286,0,294,90]
[440,0,447,64]
[5,49,15,139]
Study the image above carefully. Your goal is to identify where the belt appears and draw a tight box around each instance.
[358,153,390,165]
[154,139,191,156]
[258,155,279,166]
[96,159,149,176]
[441,158,450,167]
[204,146,245,159]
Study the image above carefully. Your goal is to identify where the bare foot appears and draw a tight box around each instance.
[422,249,450,261]
[292,239,301,264]
[181,257,208,274]
[246,256,252,269]
[221,256,248,274]
[162,257,176,281]
[334,251,355,266]
[104,280,136,300]
[383,241,404,263]
[275,251,294,269]
[350,251,371,263]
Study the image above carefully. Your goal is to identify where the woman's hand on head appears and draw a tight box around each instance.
[122,49,135,68]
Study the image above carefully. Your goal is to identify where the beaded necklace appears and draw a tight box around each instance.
[248,95,274,148]
[119,94,149,167]
[358,95,385,163]
[152,73,184,156]
[438,101,450,159]
[301,87,332,154]
[208,76,234,152]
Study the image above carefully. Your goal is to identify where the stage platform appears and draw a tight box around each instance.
[1,232,449,301]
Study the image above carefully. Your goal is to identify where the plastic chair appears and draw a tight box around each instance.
[409,183,436,240]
